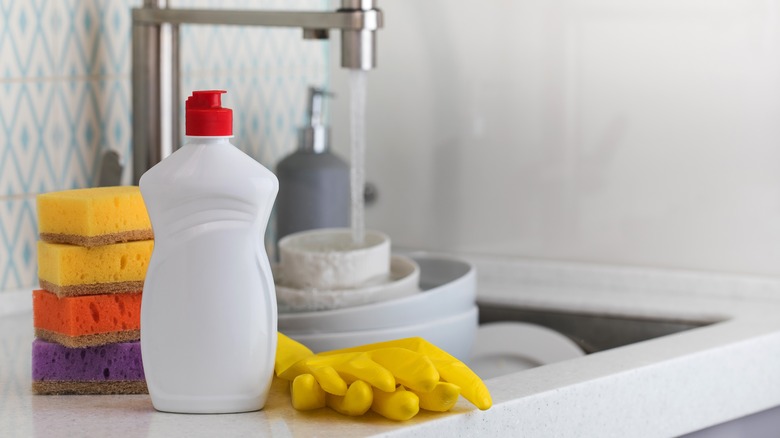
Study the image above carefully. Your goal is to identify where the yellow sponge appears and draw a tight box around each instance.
[38,240,154,297]
[37,186,153,247]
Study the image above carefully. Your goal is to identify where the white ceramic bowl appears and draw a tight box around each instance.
[278,254,476,333]
[275,255,420,312]
[287,306,479,362]
[278,228,390,290]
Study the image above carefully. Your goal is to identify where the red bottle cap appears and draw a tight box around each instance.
[185,90,233,136]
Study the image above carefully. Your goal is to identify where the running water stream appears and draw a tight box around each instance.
[349,69,367,246]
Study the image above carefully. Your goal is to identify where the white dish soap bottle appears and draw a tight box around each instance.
[139,90,278,414]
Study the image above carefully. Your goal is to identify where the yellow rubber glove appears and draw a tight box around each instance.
[318,337,493,410]
[276,333,491,419]
[277,333,440,395]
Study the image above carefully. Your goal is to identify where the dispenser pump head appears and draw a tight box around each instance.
[186,90,232,136]
[300,87,334,153]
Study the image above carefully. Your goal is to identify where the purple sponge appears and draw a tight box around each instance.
[32,339,147,394]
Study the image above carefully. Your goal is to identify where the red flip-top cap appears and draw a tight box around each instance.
[185,90,232,136]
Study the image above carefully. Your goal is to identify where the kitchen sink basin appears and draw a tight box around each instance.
[477,301,716,354]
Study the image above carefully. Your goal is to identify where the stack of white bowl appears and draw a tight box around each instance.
[275,229,478,361]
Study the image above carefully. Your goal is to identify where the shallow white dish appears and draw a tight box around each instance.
[288,306,479,362]
[278,253,476,333]
[469,322,585,379]
[275,255,420,312]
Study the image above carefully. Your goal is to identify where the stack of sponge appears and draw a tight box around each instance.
[32,186,154,395]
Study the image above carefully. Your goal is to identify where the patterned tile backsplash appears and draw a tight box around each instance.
[0,0,329,292]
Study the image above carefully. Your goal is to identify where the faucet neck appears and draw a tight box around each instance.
[340,0,374,10]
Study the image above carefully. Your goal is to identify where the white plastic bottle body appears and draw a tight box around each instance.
[139,137,278,414]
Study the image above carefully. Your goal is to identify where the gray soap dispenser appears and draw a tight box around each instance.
[275,87,350,243]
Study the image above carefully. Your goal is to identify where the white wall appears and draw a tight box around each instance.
[330,0,780,277]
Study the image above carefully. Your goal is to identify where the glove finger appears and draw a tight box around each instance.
[371,385,420,421]
[332,354,396,393]
[431,360,492,410]
[310,366,348,396]
[326,380,373,416]
[410,381,461,412]
[290,374,326,411]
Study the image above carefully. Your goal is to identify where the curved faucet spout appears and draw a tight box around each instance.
[131,1,384,184]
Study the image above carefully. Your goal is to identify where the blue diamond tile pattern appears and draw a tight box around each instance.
[0,0,329,292]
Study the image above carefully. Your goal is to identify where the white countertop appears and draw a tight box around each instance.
[3,254,780,437]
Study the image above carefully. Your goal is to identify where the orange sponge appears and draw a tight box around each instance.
[32,289,141,348]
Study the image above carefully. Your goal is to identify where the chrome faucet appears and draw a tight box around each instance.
[131,0,383,184]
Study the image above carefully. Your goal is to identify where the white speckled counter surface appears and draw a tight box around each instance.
[3,254,780,437]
